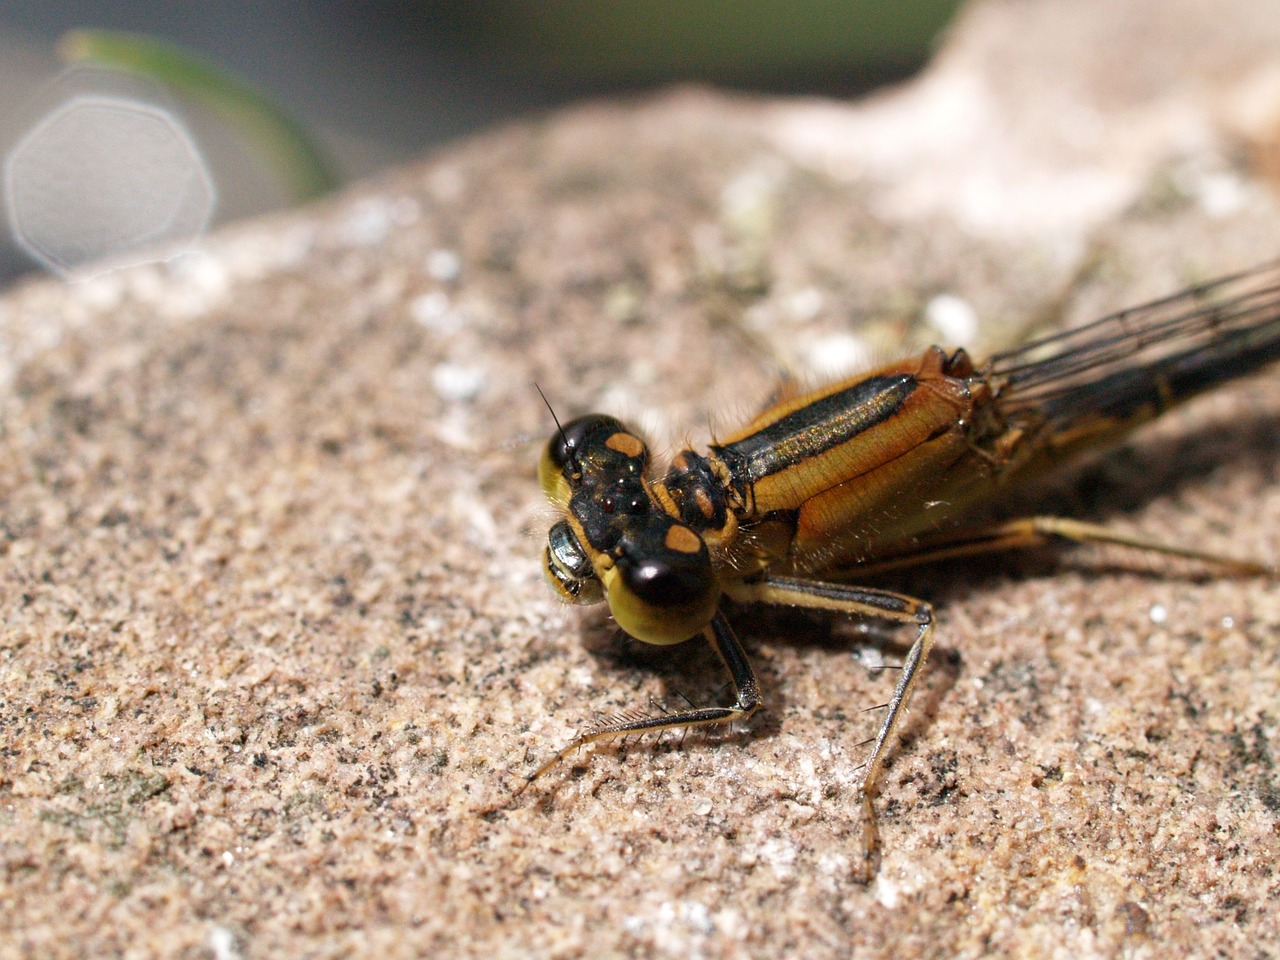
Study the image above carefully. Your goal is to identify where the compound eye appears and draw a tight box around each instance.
[621,553,712,609]
[605,525,719,645]
[546,414,626,474]
[539,414,628,503]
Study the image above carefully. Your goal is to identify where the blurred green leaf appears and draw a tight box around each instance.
[60,29,340,201]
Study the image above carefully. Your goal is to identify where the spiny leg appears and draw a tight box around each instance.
[842,515,1276,579]
[514,611,761,796]
[727,575,934,875]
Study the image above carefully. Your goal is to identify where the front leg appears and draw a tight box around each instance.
[515,611,762,795]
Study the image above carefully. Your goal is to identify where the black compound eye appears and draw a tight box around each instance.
[619,549,714,609]
[546,414,626,474]
[606,522,719,645]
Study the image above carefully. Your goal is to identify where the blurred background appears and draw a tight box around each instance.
[0,0,962,285]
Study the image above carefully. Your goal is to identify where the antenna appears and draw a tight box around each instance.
[534,382,570,453]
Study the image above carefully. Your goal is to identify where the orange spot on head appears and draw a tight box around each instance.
[605,432,645,458]
[663,524,703,554]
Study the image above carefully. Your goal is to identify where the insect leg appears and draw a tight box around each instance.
[727,576,934,874]
[515,611,761,795]
[845,516,1276,578]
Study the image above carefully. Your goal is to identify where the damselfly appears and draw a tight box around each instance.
[525,262,1280,868]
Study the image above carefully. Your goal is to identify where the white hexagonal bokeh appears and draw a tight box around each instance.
[5,93,215,275]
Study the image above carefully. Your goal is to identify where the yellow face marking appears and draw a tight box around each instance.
[605,432,645,458]
[663,524,703,554]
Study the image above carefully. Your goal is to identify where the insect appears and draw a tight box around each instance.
[524,262,1280,867]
